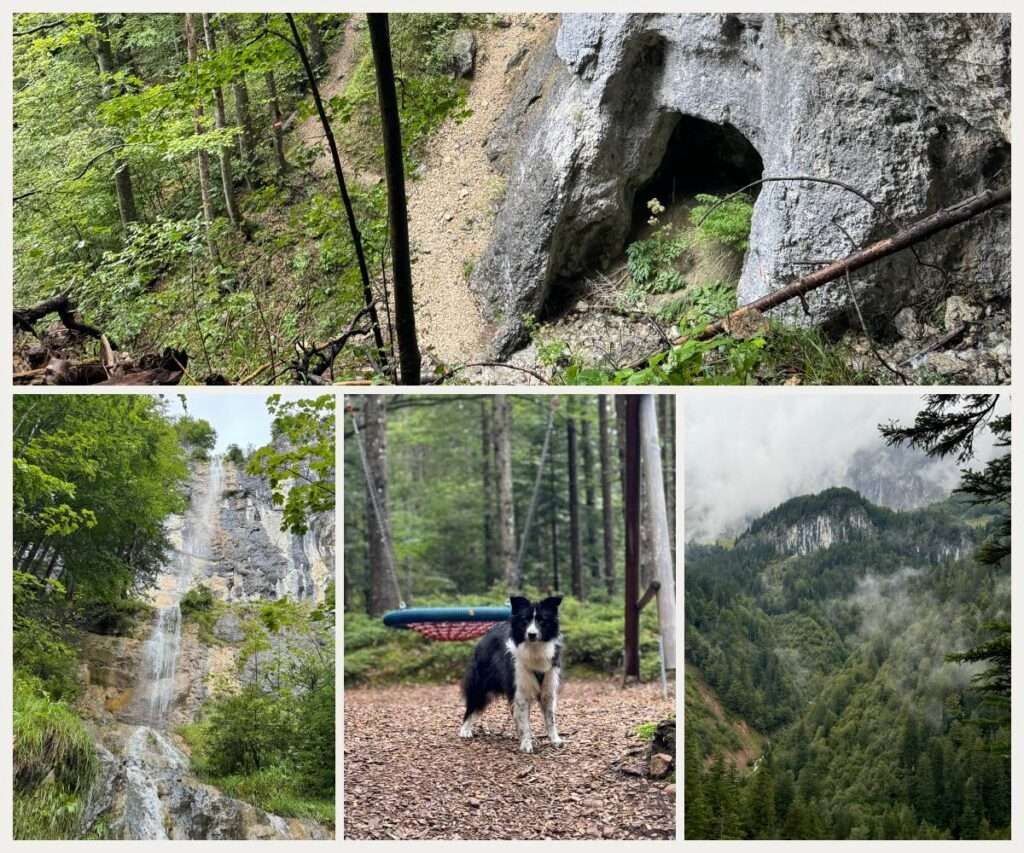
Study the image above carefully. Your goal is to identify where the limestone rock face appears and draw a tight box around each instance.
[471,13,1010,356]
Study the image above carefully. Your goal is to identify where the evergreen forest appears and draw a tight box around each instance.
[684,396,1011,840]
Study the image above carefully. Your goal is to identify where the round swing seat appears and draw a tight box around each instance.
[382,607,511,641]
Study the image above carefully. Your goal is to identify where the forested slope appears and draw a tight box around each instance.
[685,489,1010,839]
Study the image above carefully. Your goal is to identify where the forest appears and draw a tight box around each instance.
[684,396,1010,840]
[343,393,677,840]
[13,13,1010,386]
[12,394,336,839]
[344,394,676,682]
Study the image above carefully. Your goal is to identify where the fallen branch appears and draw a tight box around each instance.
[899,323,969,367]
[630,186,1009,370]
[13,294,118,350]
[293,304,378,381]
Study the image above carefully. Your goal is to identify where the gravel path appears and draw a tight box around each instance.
[294,17,381,186]
[407,16,557,365]
[344,680,675,840]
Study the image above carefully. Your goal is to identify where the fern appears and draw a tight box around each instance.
[691,193,754,251]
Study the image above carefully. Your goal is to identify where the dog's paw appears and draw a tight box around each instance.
[548,733,565,747]
[519,740,534,754]
[458,724,474,739]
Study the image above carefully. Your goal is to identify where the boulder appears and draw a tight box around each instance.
[470,13,1010,357]
[450,30,477,78]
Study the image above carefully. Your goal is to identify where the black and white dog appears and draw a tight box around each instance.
[459,595,564,753]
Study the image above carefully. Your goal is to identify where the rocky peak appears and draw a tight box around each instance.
[738,488,877,556]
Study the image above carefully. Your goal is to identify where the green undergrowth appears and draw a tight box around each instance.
[549,191,872,386]
[178,586,336,828]
[13,675,98,840]
[345,593,665,687]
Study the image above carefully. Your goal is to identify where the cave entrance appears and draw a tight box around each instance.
[631,114,764,237]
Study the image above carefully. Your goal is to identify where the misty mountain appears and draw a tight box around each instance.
[685,489,1009,840]
[687,442,961,543]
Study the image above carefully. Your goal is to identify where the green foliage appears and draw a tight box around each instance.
[247,394,335,534]
[626,220,690,295]
[12,12,449,383]
[181,584,216,615]
[345,595,664,686]
[14,395,188,603]
[633,721,658,741]
[224,443,245,465]
[174,416,217,460]
[686,482,1011,839]
[180,596,335,825]
[13,573,80,701]
[691,193,755,251]
[13,676,97,840]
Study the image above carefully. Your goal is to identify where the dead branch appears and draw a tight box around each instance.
[630,186,1009,370]
[293,304,377,381]
[14,294,118,350]
[14,19,67,37]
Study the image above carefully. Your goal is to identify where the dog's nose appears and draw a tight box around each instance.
[527,630,538,640]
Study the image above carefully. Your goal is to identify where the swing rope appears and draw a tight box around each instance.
[350,405,405,609]
[512,399,556,589]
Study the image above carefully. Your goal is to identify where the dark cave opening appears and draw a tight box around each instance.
[631,113,765,235]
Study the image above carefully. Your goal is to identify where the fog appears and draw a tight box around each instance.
[684,393,1004,542]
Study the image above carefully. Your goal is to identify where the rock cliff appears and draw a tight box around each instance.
[472,13,1010,372]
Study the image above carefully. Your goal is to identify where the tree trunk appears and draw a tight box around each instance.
[367,13,420,384]
[304,14,329,72]
[659,395,675,550]
[184,13,219,262]
[92,13,138,229]
[582,403,599,583]
[567,399,584,600]
[480,398,495,587]
[493,396,516,592]
[201,14,243,231]
[285,14,386,369]
[363,397,400,615]
[264,70,289,174]
[599,395,616,595]
[639,395,677,671]
[549,443,560,592]
[223,18,257,189]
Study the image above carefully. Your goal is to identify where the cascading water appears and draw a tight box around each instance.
[122,458,223,839]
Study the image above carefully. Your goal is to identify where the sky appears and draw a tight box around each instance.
[166,390,322,453]
[684,393,1006,542]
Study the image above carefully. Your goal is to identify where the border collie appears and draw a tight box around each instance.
[459,595,564,753]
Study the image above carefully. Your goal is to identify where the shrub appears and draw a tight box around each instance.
[13,676,97,839]
[690,192,754,251]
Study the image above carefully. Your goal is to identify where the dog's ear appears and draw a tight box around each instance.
[539,595,563,611]
[509,596,531,613]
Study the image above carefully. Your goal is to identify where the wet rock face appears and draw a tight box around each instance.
[199,461,333,604]
[82,724,328,840]
[472,13,1010,357]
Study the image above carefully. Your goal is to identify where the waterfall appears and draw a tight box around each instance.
[123,459,223,839]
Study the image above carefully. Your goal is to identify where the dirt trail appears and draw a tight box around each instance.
[344,680,675,840]
[407,16,557,365]
[293,17,380,185]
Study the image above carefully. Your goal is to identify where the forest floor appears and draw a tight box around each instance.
[344,679,675,840]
